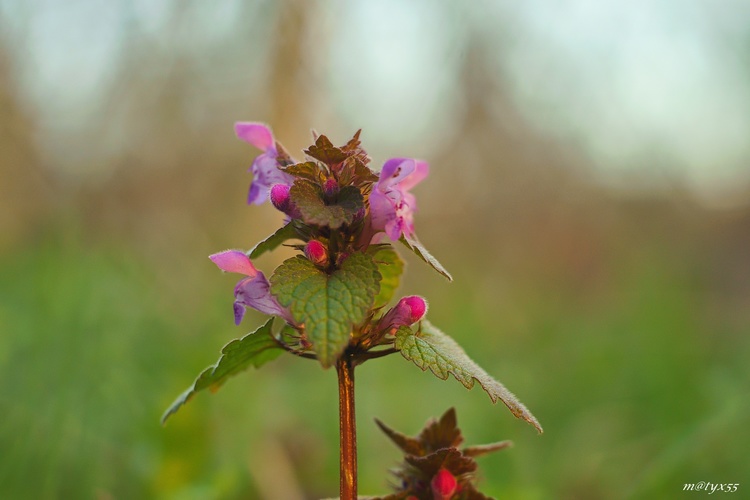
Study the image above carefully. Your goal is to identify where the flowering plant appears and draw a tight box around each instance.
[163,123,542,498]
[374,408,513,500]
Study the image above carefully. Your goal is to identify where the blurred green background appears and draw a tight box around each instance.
[1,1,749,498]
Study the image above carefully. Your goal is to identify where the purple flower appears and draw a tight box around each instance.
[209,250,294,325]
[370,157,429,241]
[235,122,294,205]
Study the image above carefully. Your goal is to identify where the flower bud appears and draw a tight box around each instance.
[270,184,291,213]
[378,295,428,331]
[431,468,457,500]
[304,240,329,268]
[323,177,339,198]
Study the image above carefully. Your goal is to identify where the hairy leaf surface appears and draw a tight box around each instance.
[395,321,543,433]
[270,253,380,367]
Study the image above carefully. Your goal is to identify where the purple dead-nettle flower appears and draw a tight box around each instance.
[209,250,294,325]
[370,157,429,241]
[235,122,294,205]
[378,295,428,332]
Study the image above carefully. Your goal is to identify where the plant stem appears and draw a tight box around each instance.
[337,354,357,499]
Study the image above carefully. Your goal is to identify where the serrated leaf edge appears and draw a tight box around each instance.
[395,321,543,433]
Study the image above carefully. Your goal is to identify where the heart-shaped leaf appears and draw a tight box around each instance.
[270,252,380,367]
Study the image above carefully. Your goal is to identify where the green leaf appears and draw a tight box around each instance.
[399,235,452,282]
[368,245,405,308]
[161,318,282,424]
[395,321,543,433]
[290,180,364,229]
[270,252,380,367]
[248,223,300,259]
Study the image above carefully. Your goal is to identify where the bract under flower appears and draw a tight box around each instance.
[370,157,429,241]
[209,250,294,325]
[235,122,294,205]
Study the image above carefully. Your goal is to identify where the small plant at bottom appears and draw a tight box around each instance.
[372,408,511,500]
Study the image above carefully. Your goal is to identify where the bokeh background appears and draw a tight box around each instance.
[2,1,749,498]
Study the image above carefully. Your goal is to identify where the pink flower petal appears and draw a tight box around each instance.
[209,250,258,277]
[234,122,274,151]
[378,158,416,189]
[398,160,429,191]
[234,273,295,324]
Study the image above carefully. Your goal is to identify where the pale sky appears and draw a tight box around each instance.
[3,0,749,198]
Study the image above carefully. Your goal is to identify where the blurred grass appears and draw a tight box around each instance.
[1,211,748,499]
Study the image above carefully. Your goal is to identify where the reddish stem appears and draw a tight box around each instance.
[337,354,357,499]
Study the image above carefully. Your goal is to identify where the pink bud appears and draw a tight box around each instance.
[304,240,329,267]
[431,468,457,500]
[270,184,291,212]
[323,177,339,198]
[401,296,427,323]
[378,295,428,331]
